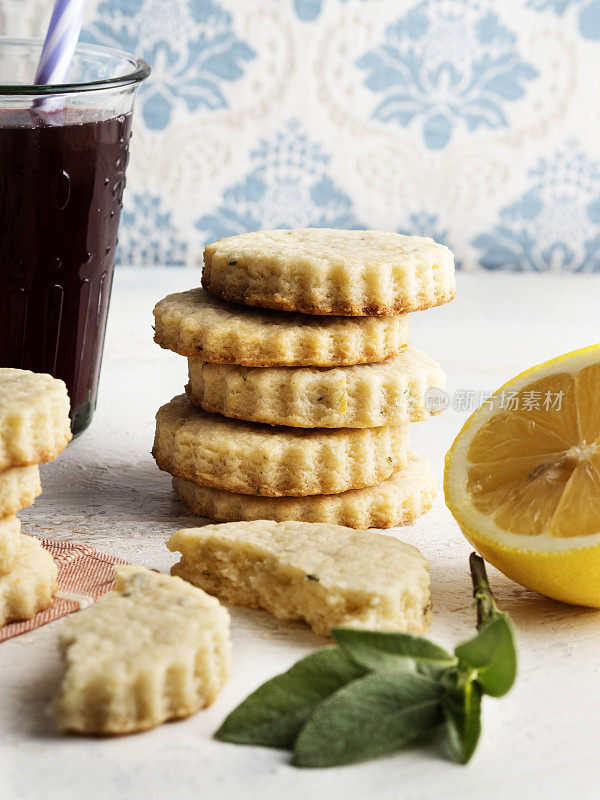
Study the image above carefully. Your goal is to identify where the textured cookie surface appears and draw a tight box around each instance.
[153,394,410,497]
[169,521,432,637]
[0,516,21,576]
[187,347,446,429]
[154,288,410,366]
[202,228,455,316]
[53,566,231,735]
[173,452,436,529]
[0,533,57,625]
[0,369,71,469]
[0,466,42,518]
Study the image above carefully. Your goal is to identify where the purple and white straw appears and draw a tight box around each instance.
[34,0,88,85]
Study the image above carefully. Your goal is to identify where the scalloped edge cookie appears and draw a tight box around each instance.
[0,516,21,576]
[153,395,410,497]
[202,229,455,316]
[0,533,57,625]
[52,566,231,735]
[187,347,446,429]
[153,288,410,366]
[168,520,432,637]
[172,452,436,529]
[0,369,71,470]
[0,465,42,519]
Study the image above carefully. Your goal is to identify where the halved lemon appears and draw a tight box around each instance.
[444,344,600,606]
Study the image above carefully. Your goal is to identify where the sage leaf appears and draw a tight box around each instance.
[442,674,482,765]
[293,671,443,768]
[215,646,365,748]
[331,627,456,675]
[455,615,517,697]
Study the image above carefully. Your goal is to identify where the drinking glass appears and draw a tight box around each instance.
[0,38,150,434]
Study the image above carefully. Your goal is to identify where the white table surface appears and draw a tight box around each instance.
[2,269,600,800]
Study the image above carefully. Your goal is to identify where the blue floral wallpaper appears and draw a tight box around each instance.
[5,0,600,270]
[357,4,539,150]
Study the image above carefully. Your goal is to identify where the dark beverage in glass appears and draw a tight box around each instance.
[0,41,149,434]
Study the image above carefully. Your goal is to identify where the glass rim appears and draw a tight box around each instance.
[0,37,150,95]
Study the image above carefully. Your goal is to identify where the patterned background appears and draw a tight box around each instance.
[4,0,600,271]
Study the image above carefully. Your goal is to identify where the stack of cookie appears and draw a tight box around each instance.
[153,229,455,529]
[0,369,71,625]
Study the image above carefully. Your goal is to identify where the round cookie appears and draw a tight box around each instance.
[153,288,410,366]
[0,369,71,470]
[0,466,42,518]
[186,347,446,429]
[153,394,410,497]
[172,453,436,529]
[202,228,455,316]
[0,533,57,625]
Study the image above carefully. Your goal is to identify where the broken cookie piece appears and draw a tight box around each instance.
[53,565,231,735]
[168,520,432,637]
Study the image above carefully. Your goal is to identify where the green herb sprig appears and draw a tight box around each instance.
[215,553,517,768]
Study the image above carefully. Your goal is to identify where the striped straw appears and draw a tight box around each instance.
[34,0,88,86]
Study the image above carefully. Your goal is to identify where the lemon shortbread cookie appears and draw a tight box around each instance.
[154,288,410,367]
[168,521,432,637]
[172,453,436,529]
[202,229,455,316]
[0,466,42,518]
[0,533,57,625]
[53,566,231,735]
[187,347,446,429]
[153,394,409,497]
[0,369,71,469]
[0,516,21,575]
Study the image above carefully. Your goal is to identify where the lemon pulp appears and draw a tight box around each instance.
[467,365,600,538]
